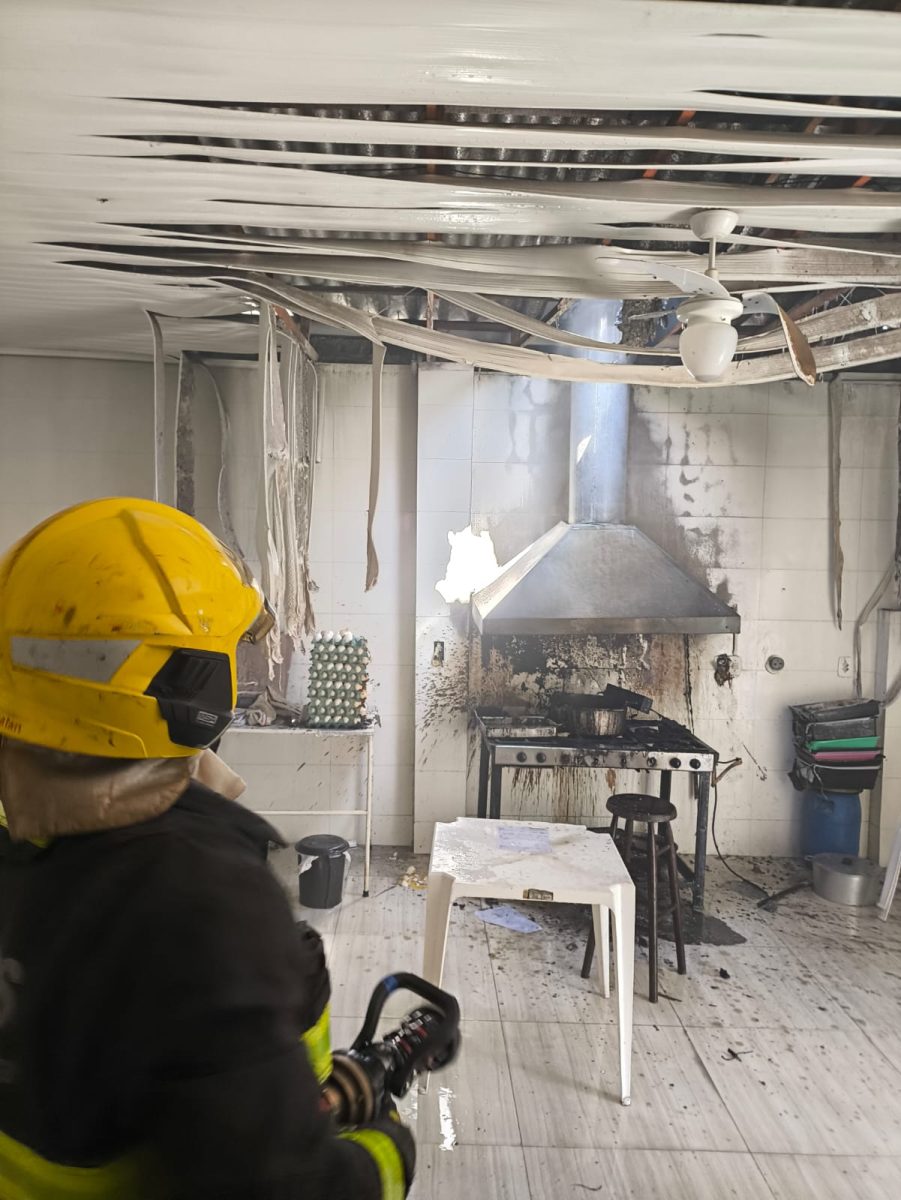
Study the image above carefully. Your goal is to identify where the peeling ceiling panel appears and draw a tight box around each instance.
[2,0,901,358]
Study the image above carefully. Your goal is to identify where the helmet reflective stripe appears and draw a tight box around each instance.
[10,639,140,684]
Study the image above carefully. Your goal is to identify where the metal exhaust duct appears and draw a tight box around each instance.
[472,300,740,636]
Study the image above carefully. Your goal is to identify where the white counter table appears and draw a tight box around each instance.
[224,723,377,895]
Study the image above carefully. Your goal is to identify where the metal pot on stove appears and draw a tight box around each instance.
[550,693,626,738]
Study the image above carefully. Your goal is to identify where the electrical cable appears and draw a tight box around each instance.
[709,762,814,909]
[710,773,770,898]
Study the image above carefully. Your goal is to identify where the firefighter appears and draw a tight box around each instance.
[0,498,414,1200]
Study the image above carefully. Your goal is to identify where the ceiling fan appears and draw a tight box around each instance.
[605,209,818,385]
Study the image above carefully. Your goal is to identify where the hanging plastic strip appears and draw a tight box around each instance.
[194,360,245,559]
[828,382,844,630]
[175,351,195,515]
[145,310,167,503]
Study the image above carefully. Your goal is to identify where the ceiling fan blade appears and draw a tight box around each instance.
[598,256,733,300]
[741,292,817,386]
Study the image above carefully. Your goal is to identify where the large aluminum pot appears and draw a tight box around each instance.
[550,694,626,738]
[812,854,882,907]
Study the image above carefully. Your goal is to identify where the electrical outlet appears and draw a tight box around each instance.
[837,656,852,678]
[714,653,741,684]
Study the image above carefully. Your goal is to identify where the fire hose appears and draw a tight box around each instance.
[324,973,461,1126]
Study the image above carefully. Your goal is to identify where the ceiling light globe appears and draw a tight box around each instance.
[679,319,739,383]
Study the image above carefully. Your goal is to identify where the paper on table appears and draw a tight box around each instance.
[497,825,551,854]
[474,905,542,933]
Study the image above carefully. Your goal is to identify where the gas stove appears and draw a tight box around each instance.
[474,708,716,773]
[473,705,718,911]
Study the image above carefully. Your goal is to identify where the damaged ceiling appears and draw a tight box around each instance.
[2,0,901,373]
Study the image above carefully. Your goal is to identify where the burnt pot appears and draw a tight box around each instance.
[551,694,626,737]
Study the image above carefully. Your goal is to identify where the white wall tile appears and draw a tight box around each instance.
[419,364,473,407]
[333,558,415,617]
[761,518,831,571]
[673,384,770,416]
[417,554,461,618]
[632,386,671,413]
[417,459,472,512]
[414,771,468,823]
[768,379,828,416]
[755,618,853,674]
[705,567,760,624]
[628,410,671,464]
[363,614,416,667]
[860,468,900,522]
[755,668,856,712]
[414,819,436,854]
[672,412,768,467]
[473,372,565,413]
[470,460,567,515]
[672,516,763,569]
[331,405,373,460]
[374,723,415,767]
[371,811,413,844]
[418,404,474,459]
[749,772,803,822]
[843,415,900,472]
[766,415,828,468]
[753,717,796,773]
[856,519,896,573]
[666,464,765,518]
[416,509,470,564]
[746,818,802,856]
[763,467,861,521]
[372,760,414,813]
[758,568,847,623]
[472,406,568,465]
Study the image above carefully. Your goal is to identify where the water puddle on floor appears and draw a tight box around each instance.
[437,1086,457,1151]
[674,909,747,947]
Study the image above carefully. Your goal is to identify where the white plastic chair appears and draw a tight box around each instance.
[422,817,636,1105]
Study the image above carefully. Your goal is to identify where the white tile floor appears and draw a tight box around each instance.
[272,847,901,1199]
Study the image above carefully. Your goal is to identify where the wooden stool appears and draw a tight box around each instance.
[582,793,687,1003]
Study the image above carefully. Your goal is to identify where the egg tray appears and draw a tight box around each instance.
[307,631,371,729]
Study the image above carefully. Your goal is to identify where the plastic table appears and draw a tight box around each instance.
[422,817,636,1105]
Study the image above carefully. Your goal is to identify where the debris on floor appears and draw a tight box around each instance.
[474,904,542,933]
[399,865,428,890]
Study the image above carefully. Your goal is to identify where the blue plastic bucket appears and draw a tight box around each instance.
[801,791,861,859]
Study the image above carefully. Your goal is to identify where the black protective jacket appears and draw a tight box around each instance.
[0,783,387,1199]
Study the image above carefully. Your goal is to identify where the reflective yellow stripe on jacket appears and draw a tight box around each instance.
[301,1002,334,1085]
[340,1128,405,1200]
[0,1127,150,1200]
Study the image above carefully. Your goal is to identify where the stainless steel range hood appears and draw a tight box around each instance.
[472,300,740,637]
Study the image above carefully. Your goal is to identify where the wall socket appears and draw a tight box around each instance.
[837,656,852,678]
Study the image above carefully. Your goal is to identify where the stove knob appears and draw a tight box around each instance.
[669,757,682,768]
[647,756,657,768]
[516,751,528,764]
[536,752,547,764]
[689,758,701,770]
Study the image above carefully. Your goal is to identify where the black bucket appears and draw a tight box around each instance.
[296,834,349,909]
